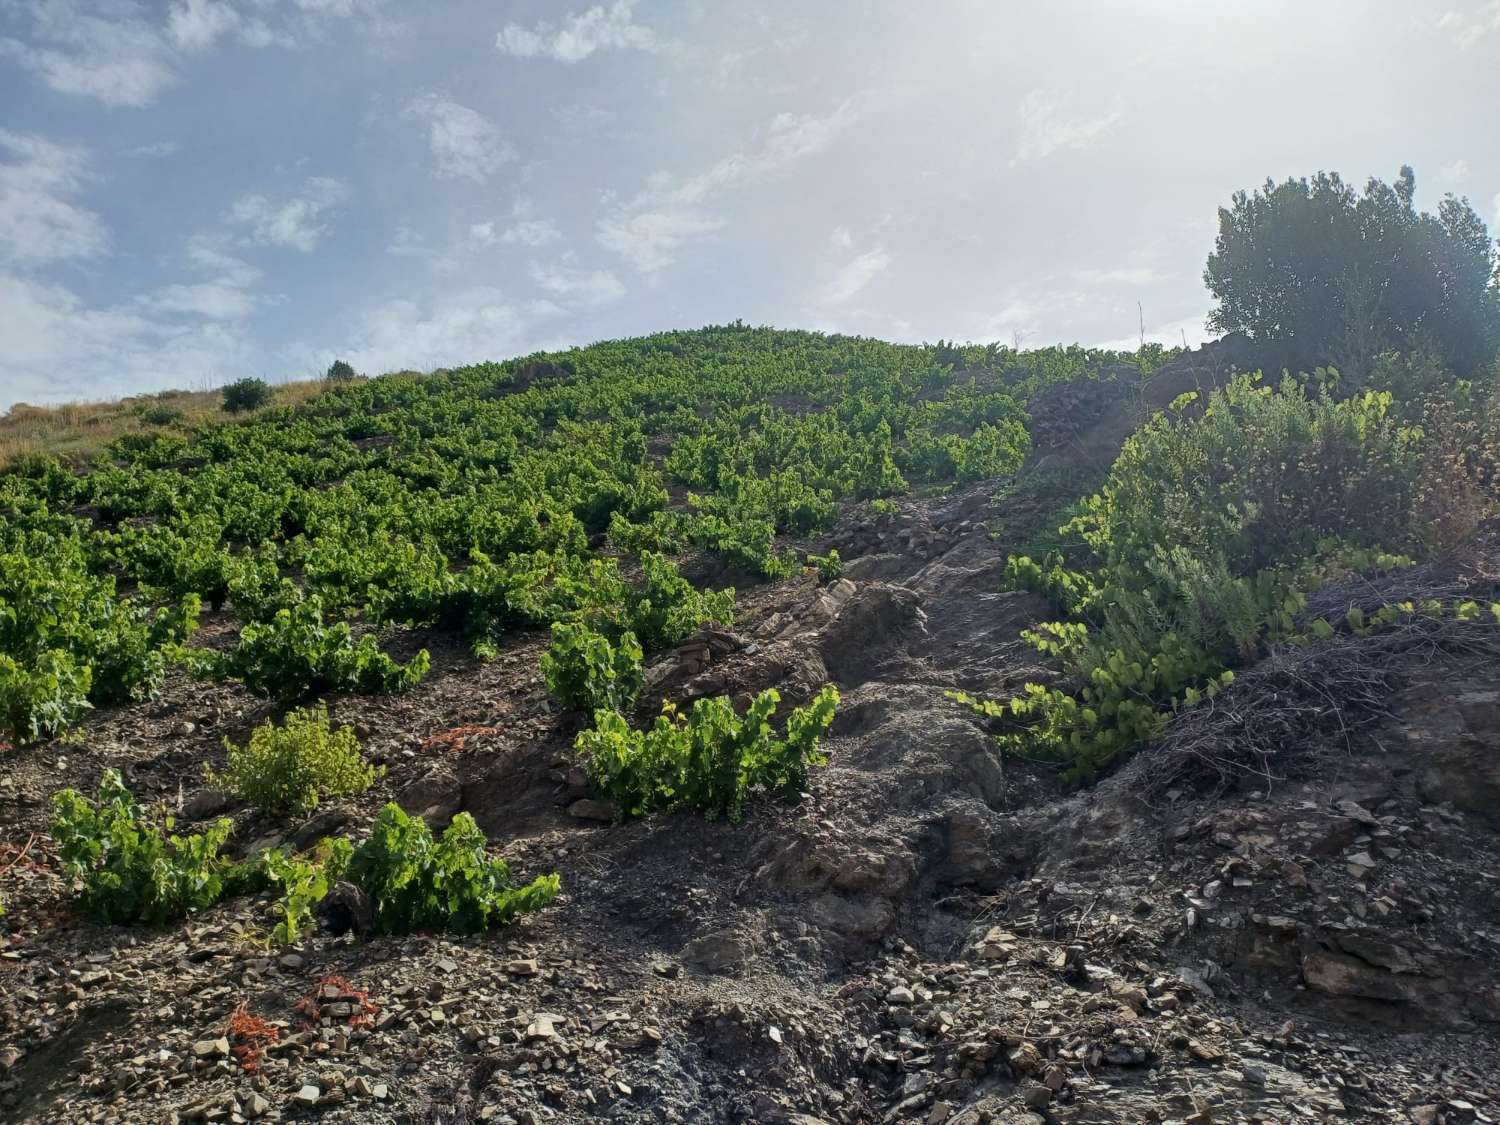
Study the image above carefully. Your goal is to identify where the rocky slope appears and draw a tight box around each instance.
[2,430,1499,1124]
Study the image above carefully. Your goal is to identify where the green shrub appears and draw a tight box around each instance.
[213,596,429,701]
[627,551,735,650]
[347,804,560,935]
[222,378,274,414]
[807,549,842,581]
[260,839,351,945]
[51,769,236,924]
[325,359,357,383]
[0,649,93,746]
[541,622,643,714]
[210,703,383,815]
[0,531,199,744]
[139,403,185,427]
[577,685,839,820]
[961,374,1440,781]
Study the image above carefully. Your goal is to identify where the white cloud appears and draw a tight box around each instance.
[0,272,256,408]
[138,234,263,320]
[598,101,859,276]
[166,0,246,52]
[1013,88,1124,164]
[497,0,655,63]
[0,1,179,109]
[140,281,258,320]
[1434,3,1500,48]
[1439,158,1471,183]
[596,209,724,278]
[403,93,512,183]
[326,288,567,375]
[830,226,853,249]
[0,129,110,270]
[1072,266,1166,286]
[2,0,391,109]
[227,176,349,251]
[504,218,563,247]
[466,199,564,248]
[820,248,891,306]
[529,260,625,305]
[124,140,179,158]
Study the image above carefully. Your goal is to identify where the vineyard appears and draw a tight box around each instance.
[0,326,1164,750]
[3,323,1500,1123]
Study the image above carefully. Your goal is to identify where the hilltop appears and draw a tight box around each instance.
[0,326,1498,1125]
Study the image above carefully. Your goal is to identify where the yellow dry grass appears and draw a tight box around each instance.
[0,378,334,469]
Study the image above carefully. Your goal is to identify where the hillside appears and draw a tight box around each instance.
[1,327,1499,1125]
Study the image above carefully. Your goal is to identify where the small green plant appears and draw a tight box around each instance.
[51,769,235,924]
[868,498,901,518]
[577,685,839,820]
[221,378,274,414]
[347,804,560,935]
[627,551,735,650]
[541,621,643,714]
[325,359,357,383]
[139,403,185,426]
[209,703,383,816]
[213,596,429,701]
[261,839,352,945]
[807,549,842,581]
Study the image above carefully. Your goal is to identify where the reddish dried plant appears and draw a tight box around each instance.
[225,1000,281,1073]
[420,724,500,753]
[294,973,379,1032]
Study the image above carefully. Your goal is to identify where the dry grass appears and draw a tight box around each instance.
[0,378,334,469]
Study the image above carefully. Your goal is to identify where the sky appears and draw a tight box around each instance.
[3,0,1499,408]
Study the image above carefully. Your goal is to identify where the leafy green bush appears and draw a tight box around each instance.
[325,359,357,383]
[577,685,839,820]
[222,378,274,414]
[52,769,235,924]
[260,839,352,945]
[210,703,383,815]
[541,622,643,714]
[808,549,842,581]
[1206,166,1500,377]
[347,804,560,934]
[213,596,429,701]
[0,650,92,746]
[962,374,1443,781]
[627,551,735,650]
[0,528,199,744]
[139,403,185,427]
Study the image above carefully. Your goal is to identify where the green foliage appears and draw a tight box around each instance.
[213,596,429,701]
[346,804,560,935]
[541,622,644,714]
[1206,166,1500,377]
[0,523,199,744]
[627,551,735,650]
[969,373,1451,781]
[138,403,185,427]
[577,685,839,820]
[210,703,383,816]
[222,378,274,414]
[325,359,357,383]
[3,327,1161,744]
[260,838,352,945]
[808,549,843,581]
[51,769,234,925]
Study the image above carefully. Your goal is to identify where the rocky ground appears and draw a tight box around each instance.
[3,364,1499,1123]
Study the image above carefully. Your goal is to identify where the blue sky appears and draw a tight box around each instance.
[3,0,1499,408]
